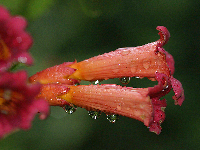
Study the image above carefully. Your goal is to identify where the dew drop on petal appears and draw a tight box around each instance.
[130,63,137,73]
[88,111,101,119]
[121,50,130,56]
[107,114,119,123]
[143,60,150,70]
[117,104,122,110]
[112,68,120,74]
[64,104,77,114]
[120,77,131,84]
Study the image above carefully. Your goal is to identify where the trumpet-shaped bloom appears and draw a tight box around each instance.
[0,5,33,73]
[30,26,184,134]
[37,72,170,134]
[67,26,172,81]
[0,71,49,138]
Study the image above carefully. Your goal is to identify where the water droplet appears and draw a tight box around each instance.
[117,104,122,110]
[112,68,120,74]
[130,63,137,73]
[143,60,150,69]
[107,114,119,123]
[63,104,77,114]
[91,80,101,85]
[120,77,131,84]
[88,111,101,119]
[121,50,130,56]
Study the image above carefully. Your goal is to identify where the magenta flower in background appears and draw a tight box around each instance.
[0,71,49,138]
[0,5,49,139]
[0,5,33,73]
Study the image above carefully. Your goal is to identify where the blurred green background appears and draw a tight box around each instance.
[0,0,199,149]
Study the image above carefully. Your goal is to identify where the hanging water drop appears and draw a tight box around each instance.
[63,104,77,114]
[91,80,102,85]
[120,77,131,84]
[107,114,119,123]
[88,111,101,119]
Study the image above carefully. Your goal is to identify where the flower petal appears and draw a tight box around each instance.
[29,62,80,85]
[0,5,33,72]
[0,71,49,138]
[67,26,171,81]
[59,84,153,126]
[170,76,185,106]
[37,83,70,106]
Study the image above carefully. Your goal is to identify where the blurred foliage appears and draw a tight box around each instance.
[0,0,199,149]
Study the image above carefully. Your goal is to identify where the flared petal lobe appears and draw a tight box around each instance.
[170,76,184,106]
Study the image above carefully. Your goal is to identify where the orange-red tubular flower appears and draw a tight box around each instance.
[60,85,153,126]
[30,26,185,134]
[67,26,171,81]
[65,26,184,106]
[37,72,171,134]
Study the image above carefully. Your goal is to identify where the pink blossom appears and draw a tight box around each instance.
[0,5,33,73]
[0,71,49,138]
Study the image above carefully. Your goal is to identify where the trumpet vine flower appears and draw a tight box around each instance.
[31,26,185,134]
